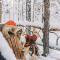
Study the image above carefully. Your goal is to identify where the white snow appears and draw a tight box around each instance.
[0,32,16,60]
[1,31,60,60]
[25,45,60,60]
[35,46,60,60]
[1,0,60,60]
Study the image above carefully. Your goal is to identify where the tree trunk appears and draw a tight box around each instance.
[42,0,50,56]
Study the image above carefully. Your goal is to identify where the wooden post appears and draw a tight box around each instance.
[42,0,50,56]
[26,0,31,34]
[0,0,2,23]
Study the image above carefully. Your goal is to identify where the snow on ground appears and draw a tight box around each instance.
[0,30,60,60]
[36,33,60,60]
[25,45,60,60]
[35,46,60,60]
[48,49,60,60]
[42,49,60,60]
